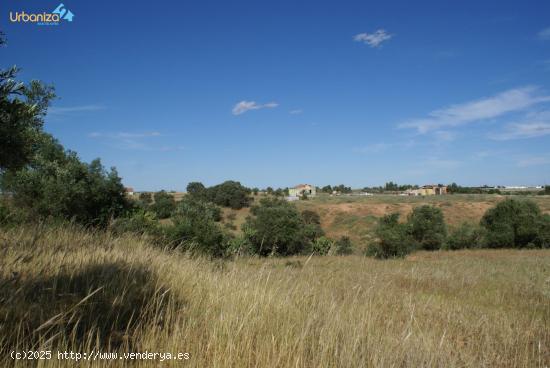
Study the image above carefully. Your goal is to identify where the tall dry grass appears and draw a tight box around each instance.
[0,225,549,367]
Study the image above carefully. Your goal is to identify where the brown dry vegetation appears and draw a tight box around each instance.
[295,194,550,246]
[1,225,549,367]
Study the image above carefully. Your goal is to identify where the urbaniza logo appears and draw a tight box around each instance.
[9,3,74,26]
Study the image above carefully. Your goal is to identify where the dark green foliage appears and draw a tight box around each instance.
[139,192,153,205]
[1,67,56,171]
[383,182,418,191]
[1,134,128,226]
[243,198,310,256]
[207,180,250,209]
[538,215,550,248]
[321,185,332,193]
[187,180,251,209]
[150,190,176,219]
[333,236,353,255]
[333,184,352,194]
[408,205,447,250]
[0,200,27,227]
[111,210,162,238]
[447,183,485,194]
[186,181,207,199]
[443,222,484,250]
[174,197,222,222]
[480,199,547,248]
[167,198,228,257]
[367,213,412,259]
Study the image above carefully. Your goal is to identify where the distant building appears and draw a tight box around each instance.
[124,187,135,196]
[288,184,316,198]
[406,185,447,196]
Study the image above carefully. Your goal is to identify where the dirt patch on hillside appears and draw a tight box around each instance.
[310,200,500,245]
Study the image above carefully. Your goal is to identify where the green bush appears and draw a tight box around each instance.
[150,190,176,219]
[480,199,545,248]
[111,210,162,238]
[367,213,412,259]
[226,234,255,256]
[186,182,207,199]
[312,236,334,255]
[208,180,251,209]
[333,236,353,255]
[139,192,153,205]
[167,198,228,257]
[407,205,447,250]
[0,201,27,227]
[537,214,550,248]
[1,134,129,227]
[443,222,484,250]
[187,180,251,209]
[301,210,324,243]
[243,198,310,256]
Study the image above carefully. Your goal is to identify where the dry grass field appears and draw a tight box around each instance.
[1,225,549,367]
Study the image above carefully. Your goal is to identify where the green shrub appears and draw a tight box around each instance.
[167,198,228,257]
[1,134,129,227]
[111,210,162,238]
[0,201,27,227]
[537,214,550,248]
[139,192,153,205]
[312,236,334,255]
[243,198,310,256]
[226,234,255,256]
[443,222,484,250]
[186,182,207,200]
[408,205,447,250]
[301,210,324,244]
[207,181,251,209]
[333,236,353,255]
[480,199,544,248]
[186,180,251,209]
[367,213,412,259]
[150,190,176,219]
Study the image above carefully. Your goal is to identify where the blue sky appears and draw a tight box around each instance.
[2,0,550,190]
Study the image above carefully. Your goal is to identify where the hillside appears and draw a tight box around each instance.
[219,194,550,249]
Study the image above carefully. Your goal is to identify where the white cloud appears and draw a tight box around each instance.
[354,143,392,154]
[89,131,161,139]
[538,27,550,40]
[433,130,456,142]
[49,105,105,114]
[232,100,279,115]
[354,30,392,48]
[89,131,167,151]
[400,86,550,133]
[516,156,550,167]
[424,158,461,169]
[289,109,303,115]
[490,111,550,140]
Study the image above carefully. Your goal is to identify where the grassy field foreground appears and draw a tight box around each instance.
[1,226,549,367]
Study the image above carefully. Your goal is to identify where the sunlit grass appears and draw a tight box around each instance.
[1,225,549,367]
